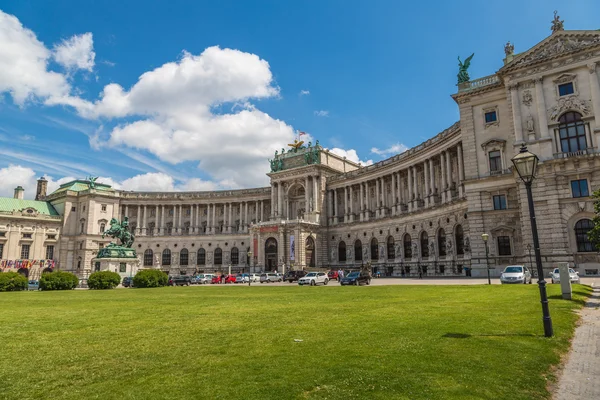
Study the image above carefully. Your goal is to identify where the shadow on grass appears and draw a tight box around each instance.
[547,286,598,307]
[442,332,538,339]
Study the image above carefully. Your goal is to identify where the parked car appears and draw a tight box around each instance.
[549,268,580,284]
[248,273,261,282]
[122,277,134,288]
[298,272,329,286]
[283,270,307,283]
[28,280,40,291]
[500,265,532,284]
[169,275,192,286]
[200,274,214,284]
[260,273,283,283]
[327,270,339,280]
[211,275,222,284]
[340,271,371,286]
[212,274,236,284]
[235,274,249,283]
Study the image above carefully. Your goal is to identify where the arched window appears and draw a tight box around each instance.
[180,248,189,266]
[162,249,171,265]
[338,241,347,262]
[100,223,106,234]
[438,229,446,257]
[231,247,239,265]
[559,112,587,153]
[575,219,594,252]
[404,234,412,258]
[370,238,379,261]
[197,248,206,265]
[214,248,223,265]
[387,236,395,260]
[421,232,429,258]
[455,225,464,255]
[143,249,153,266]
[354,240,363,261]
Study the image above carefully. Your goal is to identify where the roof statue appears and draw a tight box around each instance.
[288,139,304,152]
[87,176,98,189]
[504,41,514,56]
[551,10,564,33]
[457,53,474,84]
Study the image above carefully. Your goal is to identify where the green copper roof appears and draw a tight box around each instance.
[49,180,114,195]
[0,198,59,216]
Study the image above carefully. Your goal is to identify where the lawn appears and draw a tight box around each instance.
[0,284,591,400]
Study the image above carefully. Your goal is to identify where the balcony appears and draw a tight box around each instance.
[457,74,500,93]
[553,148,596,159]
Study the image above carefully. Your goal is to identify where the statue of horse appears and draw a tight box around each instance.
[102,217,135,248]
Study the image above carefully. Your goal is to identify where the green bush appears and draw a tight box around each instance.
[0,272,28,292]
[39,271,79,291]
[133,269,168,288]
[87,271,121,290]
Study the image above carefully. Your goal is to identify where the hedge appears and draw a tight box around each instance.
[87,271,121,290]
[0,272,28,292]
[133,269,168,288]
[39,271,79,291]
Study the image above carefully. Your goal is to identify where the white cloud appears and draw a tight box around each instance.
[0,165,37,198]
[52,33,95,72]
[299,89,310,96]
[329,148,373,166]
[371,143,409,157]
[314,110,329,117]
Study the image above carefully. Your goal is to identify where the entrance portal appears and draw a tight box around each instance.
[305,236,315,268]
[264,237,278,271]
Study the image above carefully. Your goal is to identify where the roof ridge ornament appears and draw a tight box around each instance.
[504,41,514,56]
[551,10,564,34]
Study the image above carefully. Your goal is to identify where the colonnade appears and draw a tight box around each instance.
[120,200,268,236]
[271,175,320,219]
[327,144,465,224]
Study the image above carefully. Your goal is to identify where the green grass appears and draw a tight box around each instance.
[0,284,591,400]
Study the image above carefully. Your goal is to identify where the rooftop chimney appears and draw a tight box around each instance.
[14,186,24,200]
[35,176,48,201]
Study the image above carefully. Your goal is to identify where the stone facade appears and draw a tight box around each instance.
[3,25,600,279]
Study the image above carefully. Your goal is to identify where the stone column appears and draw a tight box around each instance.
[278,183,283,218]
[446,150,452,199]
[154,205,159,235]
[313,175,319,213]
[141,205,147,235]
[396,173,402,211]
[136,205,141,234]
[343,186,348,223]
[457,144,464,197]
[160,205,165,235]
[260,200,264,222]
[178,205,183,235]
[189,205,194,234]
[333,189,338,224]
[212,203,216,234]
[407,168,413,212]
[423,162,430,208]
[207,204,211,234]
[375,178,380,218]
[228,203,233,233]
[440,152,446,203]
[244,202,249,231]
[429,160,435,201]
[327,190,333,223]
[359,183,364,221]
[195,204,200,233]
[364,182,370,220]
[534,77,549,139]
[271,183,276,219]
[509,84,524,143]
[349,185,354,222]
[588,63,600,132]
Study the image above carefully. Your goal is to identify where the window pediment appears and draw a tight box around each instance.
[553,73,577,85]
[490,225,514,235]
[481,138,506,150]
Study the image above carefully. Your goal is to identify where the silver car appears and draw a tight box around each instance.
[259,273,282,283]
[549,268,580,284]
[500,265,532,284]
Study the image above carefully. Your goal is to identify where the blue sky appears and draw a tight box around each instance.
[0,0,598,197]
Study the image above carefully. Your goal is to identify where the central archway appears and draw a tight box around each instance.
[264,237,278,271]
[305,236,316,268]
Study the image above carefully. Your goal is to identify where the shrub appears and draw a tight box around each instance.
[39,271,79,291]
[87,271,121,290]
[133,269,168,288]
[0,272,28,292]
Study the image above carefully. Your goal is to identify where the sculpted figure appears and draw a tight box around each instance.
[457,53,475,84]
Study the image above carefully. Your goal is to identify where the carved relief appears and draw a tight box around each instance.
[548,96,592,121]
[508,34,600,70]
[522,90,533,106]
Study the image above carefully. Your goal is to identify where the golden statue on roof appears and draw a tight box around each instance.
[288,139,304,150]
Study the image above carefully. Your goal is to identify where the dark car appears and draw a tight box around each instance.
[122,277,134,288]
[169,275,192,286]
[340,271,371,286]
[283,270,307,283]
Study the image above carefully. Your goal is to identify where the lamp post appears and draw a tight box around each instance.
[512,145,553,337]
[247,251,253,286]
[482,233,491,285]
[526,244,534,277]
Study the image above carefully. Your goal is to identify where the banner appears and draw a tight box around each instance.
[290,235,295,261]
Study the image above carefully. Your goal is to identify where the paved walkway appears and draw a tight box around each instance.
[554,282,600,400]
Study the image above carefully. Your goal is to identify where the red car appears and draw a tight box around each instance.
[328,270,339,280]
[211,274,236,284]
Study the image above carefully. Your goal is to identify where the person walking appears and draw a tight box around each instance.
[418,265,423,279]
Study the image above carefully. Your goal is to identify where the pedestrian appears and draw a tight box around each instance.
[418,265,423,279]
[339,269,345,281]
[221,273,226,284]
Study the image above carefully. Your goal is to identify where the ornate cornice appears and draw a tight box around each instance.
[548,95,593,121]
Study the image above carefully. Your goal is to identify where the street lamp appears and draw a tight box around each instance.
[482,233,491,285]
[512,145,553,337]
[247,251,253,286]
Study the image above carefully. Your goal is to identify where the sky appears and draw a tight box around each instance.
[0,0,599,199]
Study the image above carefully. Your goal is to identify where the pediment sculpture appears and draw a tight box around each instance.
[548,95,592,121]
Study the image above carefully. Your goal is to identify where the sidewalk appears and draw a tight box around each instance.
[554,283,600,400]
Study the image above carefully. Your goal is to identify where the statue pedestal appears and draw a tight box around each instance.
[92,257,141,280]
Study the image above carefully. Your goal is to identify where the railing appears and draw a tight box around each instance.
[458,74,500,92]
[553,148,596,159]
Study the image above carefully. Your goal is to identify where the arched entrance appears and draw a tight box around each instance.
[17,268,29,278]
[264,237,278,271]
[305,236,316,268]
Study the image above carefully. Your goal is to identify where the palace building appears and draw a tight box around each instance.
[2,17,600,280]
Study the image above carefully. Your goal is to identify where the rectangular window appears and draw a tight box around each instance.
[497,236,511,256]
[186,209,191,216]
[71,207,76,212]
[0,243,3,258]
[22,233,32,239]
[46,245,54,260]
[119,263,127,273]
[485,111,497,123]
[571,179,589,198]
[493,195,507,210]
[101,204,107,212]
[558,82,574,96]
[47,234,56,240]
[169,209,174,216]
[0,232,6,237]
[489,150,502,173]
[21,244,30,259]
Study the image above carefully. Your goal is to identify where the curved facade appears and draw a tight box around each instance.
[3,27,600,279]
